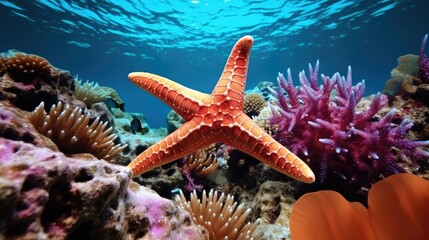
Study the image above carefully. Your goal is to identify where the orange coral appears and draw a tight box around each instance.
[290,173,429,240]
[5,53,51,83]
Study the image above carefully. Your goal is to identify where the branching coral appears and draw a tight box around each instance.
[28,101,127,160]
[269,61,429,194]
[175,189,260,240]
[289,173,429,240]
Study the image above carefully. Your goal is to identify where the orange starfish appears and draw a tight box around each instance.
[128,36,315,183]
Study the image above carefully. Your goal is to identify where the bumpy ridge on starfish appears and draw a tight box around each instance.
[128,35,315,183]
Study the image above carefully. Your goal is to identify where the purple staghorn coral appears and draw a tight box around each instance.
[269,61,429,196]
[419,34,429,82]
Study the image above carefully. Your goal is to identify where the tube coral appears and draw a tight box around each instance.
[269,61,429,197]
[289,173,429,240]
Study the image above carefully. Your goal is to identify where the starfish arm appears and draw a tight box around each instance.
[212,35,254,109]
[128,72,210,120]
[128,120,215,176]
[222,113,315,183]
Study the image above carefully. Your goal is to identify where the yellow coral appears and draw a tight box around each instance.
[28,101,126,160]
[175,189,260,240]
[244,92,266,117]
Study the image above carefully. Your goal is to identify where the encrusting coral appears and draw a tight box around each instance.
[28,101,127,160]
[269,60,429,199]
[4,53,52,83]
[289,173,429,240]
[175,189,260,240]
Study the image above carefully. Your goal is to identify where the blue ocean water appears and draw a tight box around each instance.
[0,0,427,128]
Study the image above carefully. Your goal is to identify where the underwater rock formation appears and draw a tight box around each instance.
[0,138,206,239]
[383,34,429,104]
[0,50,78,112]
[0,50,206,239]
[250,181,297,239]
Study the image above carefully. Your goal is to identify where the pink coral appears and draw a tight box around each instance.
[269,61,429,200]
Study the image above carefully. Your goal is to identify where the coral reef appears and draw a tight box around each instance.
[269,61,429,201]
[290,173,429,240]
[29,101,127,160]
[2,37,429,240]
[175,189,260,240]
[0,138,206,239]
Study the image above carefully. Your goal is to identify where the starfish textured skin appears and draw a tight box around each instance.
[128,36,315,183]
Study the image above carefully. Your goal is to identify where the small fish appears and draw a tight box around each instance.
[131,118,142,134]
[105,98,125,111]
[131,118,148,134]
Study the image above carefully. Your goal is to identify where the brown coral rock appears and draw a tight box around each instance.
[0,57,6,76]
[5,53,52,83]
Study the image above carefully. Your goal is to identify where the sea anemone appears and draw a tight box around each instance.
[29,101,126,160]
[175,189,260,240]
[74,78,112,107]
